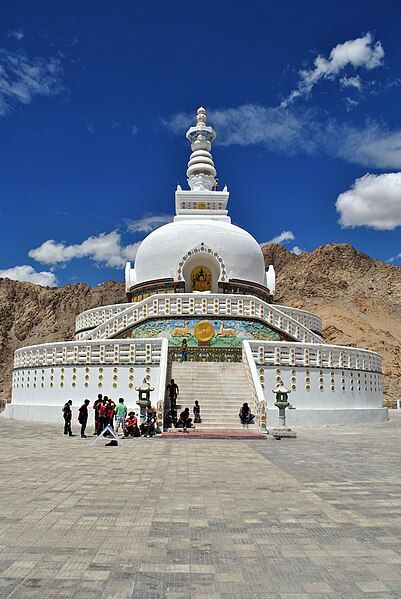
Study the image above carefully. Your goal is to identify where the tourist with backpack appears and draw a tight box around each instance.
[62,400,74,437]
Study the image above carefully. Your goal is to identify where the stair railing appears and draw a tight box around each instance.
[155,338,169,432]
[242,340,267,433]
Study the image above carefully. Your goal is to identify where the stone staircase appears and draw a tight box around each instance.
[167,362,258,431]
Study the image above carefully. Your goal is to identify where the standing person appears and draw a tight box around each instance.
[166,378,179,411]
[181,338,188,362]
[93,394,103,435]
[115,398,127,434]
[106,398,116,429]
[62,400,74,437]
[193,400,201,423]
[98,397,108,433]
[78,399,90,438]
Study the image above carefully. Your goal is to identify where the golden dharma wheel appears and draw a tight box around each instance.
[194,320,215,342]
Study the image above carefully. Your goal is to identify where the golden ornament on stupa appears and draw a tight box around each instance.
[194,320,215,342]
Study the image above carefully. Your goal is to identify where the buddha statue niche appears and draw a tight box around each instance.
[191,266,212,292]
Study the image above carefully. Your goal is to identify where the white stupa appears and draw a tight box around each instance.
[4,107,388,429]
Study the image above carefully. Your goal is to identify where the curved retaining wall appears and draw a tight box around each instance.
[5,338,168,424]
[243,340,387,427]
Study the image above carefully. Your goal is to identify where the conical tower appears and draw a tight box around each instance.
[175,106,229,220]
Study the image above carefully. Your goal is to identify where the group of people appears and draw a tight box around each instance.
[61,379,254,438]
[164,378,202,432]
[62,394,158,438]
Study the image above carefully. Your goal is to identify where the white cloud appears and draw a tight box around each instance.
[165,104,320,154]
[126,214,173,233]
[282,33,384,106]
[290,246,304,255]
[165,103,401,169]
[0,48,63,116]
[344,97,359,111]
[29,231,142,268]
[131,124,138,136]
[338,123,401,169]
[340,75,362,90]
[8,29,24,41]
[0,265,57,287]
[388,252,401,263]
[336,172,401,230]
[267,230,295,244]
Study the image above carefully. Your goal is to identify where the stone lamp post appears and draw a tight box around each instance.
[272,381,296,439]
[135,378,154,423]
[273,382,291,427]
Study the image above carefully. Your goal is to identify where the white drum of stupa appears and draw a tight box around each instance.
[5,107,388,428]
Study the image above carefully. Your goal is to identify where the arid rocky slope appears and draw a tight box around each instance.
[0,243,400,405]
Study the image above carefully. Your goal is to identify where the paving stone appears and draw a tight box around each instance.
[1,416,401,597]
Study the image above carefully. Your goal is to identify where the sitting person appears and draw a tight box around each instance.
[193,400,201,423]
[141,403,157,437]
[176,407,192,432]
[239,402,255,426]
[124,412,140,437]
[165,408,177,429]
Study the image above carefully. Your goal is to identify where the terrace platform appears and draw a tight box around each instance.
[1,415,401,597]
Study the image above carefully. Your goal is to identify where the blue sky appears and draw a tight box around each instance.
[0,0,400,287]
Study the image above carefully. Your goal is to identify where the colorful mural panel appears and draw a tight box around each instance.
[129,318,280,348]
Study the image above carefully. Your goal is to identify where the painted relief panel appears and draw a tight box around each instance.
[129,318,280,348]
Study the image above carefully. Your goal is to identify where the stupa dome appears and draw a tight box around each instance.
[134,218,266,288]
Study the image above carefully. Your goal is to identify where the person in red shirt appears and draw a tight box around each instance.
[106,398,116,429]
[98,397,108,433]
[124,412,140,437]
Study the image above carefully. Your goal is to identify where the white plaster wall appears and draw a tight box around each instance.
[6,364,161,423]
[133,220,266,285]
[258,365,383,410]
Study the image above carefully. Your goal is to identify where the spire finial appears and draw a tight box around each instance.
[185,107,217,191]
[196,106,207,125]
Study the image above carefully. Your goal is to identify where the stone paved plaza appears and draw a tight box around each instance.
[1,416,401,598]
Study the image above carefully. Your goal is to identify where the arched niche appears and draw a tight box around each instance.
[178,244,225,293]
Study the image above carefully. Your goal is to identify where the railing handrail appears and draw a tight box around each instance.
[156,338,169,429]
[242,341,265,404]
[80,292,323,345]
[14,337,162,355]
[247,339,382,359]
[75,303,129,329]
[76,300,323,334]
[270,304,322,331]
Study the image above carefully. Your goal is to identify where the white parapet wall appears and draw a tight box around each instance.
[4,338,169,424]
[76,293,323,345]
[243,340,389,427]
[75,300,323,337]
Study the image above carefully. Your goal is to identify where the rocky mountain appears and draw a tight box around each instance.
[0,243,400,405]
